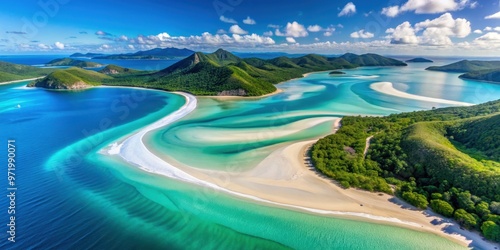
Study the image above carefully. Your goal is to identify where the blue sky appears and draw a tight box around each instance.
[1,0,500,55]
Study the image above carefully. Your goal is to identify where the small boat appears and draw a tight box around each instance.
[16,104,21,108]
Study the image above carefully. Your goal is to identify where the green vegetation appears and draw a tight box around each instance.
[94,47,194,59]
[460,69,500,83]
[102,49,407,96]
[311,100,500,242]
[46,58,102,68]
[99,64,140,75]
[426,60,500,72]
[28,67,111,89]
[0,61,54,82]
[70,52,105,58]
[406,58,433,63]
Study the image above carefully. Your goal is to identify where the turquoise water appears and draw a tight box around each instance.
[2,62,500,249]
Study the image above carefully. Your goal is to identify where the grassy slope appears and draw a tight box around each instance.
[47,58,101,67]
[29,67,112,89]
[0,61,54,82]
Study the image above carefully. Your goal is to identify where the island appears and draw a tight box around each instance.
[311,100,500,242]
[46,58,103,68]
[28,67,111,90]
[329,71,346,75]
[29,49,407,94]
[69,52,105,58]
[93,47,195,60]
[459,69,500,83]
[0,61,54,82]
[98,64,140,75]
[406,57,433,63]
[426,60,500,72]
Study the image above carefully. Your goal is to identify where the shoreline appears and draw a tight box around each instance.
[370,81,473,106]
[0,77,43,86]
[101,93,497,249]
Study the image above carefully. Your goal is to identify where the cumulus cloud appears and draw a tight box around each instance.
[350,29,375,39]
[156,32,170,41]
[307,25,322,32]
[286,37,296,43]
[386,13,471,46]
[485,11,500,19]
[338,2,356,16]
[473,29,482,34]
[387,22,419,44]
[54,41,64,49]
[243,16,256,25]
[324,31,333,37]
[381,0,474,17]
[219,15,237,24]
[275,21,308,37]
[229,25,248,35]
[38,43,51,49]
[475,32,500,41]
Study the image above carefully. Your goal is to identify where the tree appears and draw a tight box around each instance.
[457,191,475,212]
[454,209,477,230]
[430,199,454,217]
[481,221,500,242]
[402,191,428,210]
[476,201,491,219]
[491,201,500,214]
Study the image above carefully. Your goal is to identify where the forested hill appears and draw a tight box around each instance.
[0,61,55,82]
[459,69,500,83]
[28,49,407,95]
[311,99,500,242]
[426,60,500,73]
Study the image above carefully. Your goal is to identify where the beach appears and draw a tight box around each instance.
[0,77,43,85]
[104,92,498,250]
[370,82,473,106]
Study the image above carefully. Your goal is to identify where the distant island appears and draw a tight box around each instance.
[99,64,140,75]
[93,47,195,60]
[46,58,103,68]
[406,57,433,63]
[28,67,111,90]
[426,60,500,73]
[28,49,407,95]
[69,52,105,58]
[0,61,54,82]
[329,71,346,75]
[426,60,500,83]
[311,100,500,243]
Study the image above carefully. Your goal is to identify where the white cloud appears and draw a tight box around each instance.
[100,44,110,50]
[95,30,112,36]
[54,41,64,49]
[338,2,356,16]
[229,25,248,35]
[496,27,500,32]
[286,37,296,43]
[485,26,493,31]
[350,29,375,39]
[324,31,333,37]
[314,37,320,41]
[475,32,500,41]
[217,29,226,34]
[307,25,322,32]
[382,6,400,17]
[118,35,128,41]
[387,21,419,44]
[485,11,500,19]
[38,43,50,49]
[267,24,280,29]
[382,0,474,17]
[276,21,308,37]
[473,29,482,34]
[415,13,471,39]
[128,44,135,50]
[263,31,273,36]
[337,24,344,28]
[243,16,256,25]
[156,33,170,41]
[220,15,237,24]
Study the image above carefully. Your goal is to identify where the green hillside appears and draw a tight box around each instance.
[0,61,54,82]
[46,58,102,68]
[29,49,407,95]
[459,69,500,83]
[28,67,112,89]
[406,58,433,63]
[99,64,139,75]
[311,100,500,242]
[426,60,500,72]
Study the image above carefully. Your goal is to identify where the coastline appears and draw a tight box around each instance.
[101,90,498,249]
[0,77,43,85]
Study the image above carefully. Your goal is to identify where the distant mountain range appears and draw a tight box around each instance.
[28,49,407,95]
[69,53,105,58]
[91,47,194,60]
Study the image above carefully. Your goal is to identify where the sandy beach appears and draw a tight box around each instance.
[0,77,43,85]
[103,92,498,249]
[370,82,473,106]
